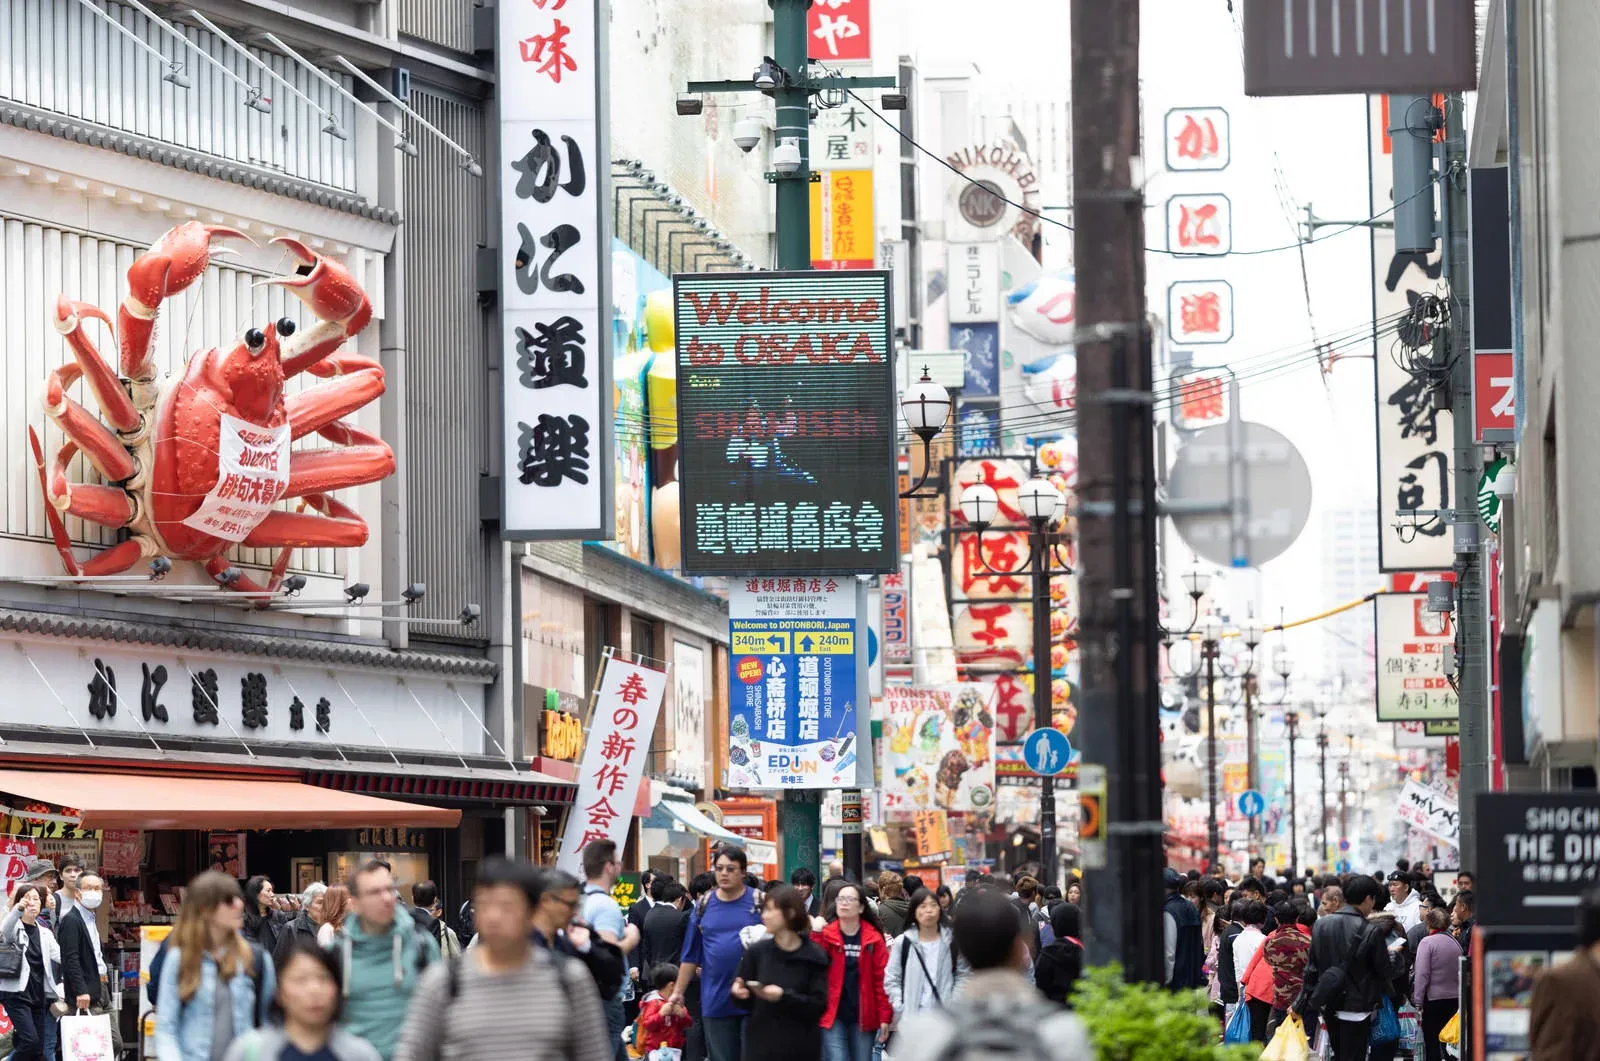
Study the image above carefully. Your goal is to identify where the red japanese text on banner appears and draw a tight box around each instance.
[556,655,669,874]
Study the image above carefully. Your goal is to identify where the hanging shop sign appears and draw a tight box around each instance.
[1164,107,1231,171]
[1471,166,1514,442]
[881,684,996,819]
[1167,280,1235,345]
[1476,792,1600,926]
[542,709,584,761]
[556,653,669,873]
[1168,371,1231,432]
[944,141,1041,245]
[1375,591,1459,722]
[882,563,911,665]
[1166,193,1232,255]
[498,0,614,540]
[670,641,708,788]
[674,271,898,575]
[814,69,876,170]
[949,243,1001,323]
[1370,95,1451,571]
[1,636,485,755]
[811,170,875,270]
[1395,780,1460,847]
[952,322,1000,397]
[807,0,871,61]
[0,837,36,897]
[727,581,858,789]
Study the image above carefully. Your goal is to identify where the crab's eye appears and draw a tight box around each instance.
[276,317,297,337]
[244,328,266,351]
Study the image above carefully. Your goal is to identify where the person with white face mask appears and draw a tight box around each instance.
[58,872,124,1058]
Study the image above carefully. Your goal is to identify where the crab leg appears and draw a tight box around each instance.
[282,420,395,498]
[27,428,139,576]
[120,222,251,381]
[284,359,385,440]
[53,297,138,432]
[268,238,373,379]
[241,493,369,548]
[42,364,137,483]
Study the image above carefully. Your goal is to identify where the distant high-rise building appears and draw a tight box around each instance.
[1322,507,1379,694]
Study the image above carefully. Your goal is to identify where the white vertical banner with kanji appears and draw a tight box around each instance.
[497,0,613,540]
[556,652,669,874]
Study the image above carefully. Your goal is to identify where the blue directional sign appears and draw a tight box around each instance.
[1022,726,1074,777]
[1237,789,1265,818]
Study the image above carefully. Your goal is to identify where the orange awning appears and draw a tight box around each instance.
[0,769,461,830]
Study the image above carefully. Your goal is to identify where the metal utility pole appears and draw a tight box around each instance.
[1318,726,1330,869]
[1072,0,1161,982]
[1243,672,1257,860]
[1205,644,1219,873]
[1443,91,1487,871]
[1032,527,1059,886]
[681,0,896,883]
[1338,760,1350,861]
[1285,709,1300,875]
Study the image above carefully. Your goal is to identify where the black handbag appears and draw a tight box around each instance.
[0,931,25,979]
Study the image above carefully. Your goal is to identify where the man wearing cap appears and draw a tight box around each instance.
[1163,867,1204,990]
[20,859,59,930]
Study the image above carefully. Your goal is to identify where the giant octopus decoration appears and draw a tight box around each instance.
[28,222,392,598]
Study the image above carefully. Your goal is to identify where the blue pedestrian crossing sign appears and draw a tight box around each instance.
[1022,727,1073,776]
[1237,789,1265,818]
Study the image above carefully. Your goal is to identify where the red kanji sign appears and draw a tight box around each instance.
[1473,351,1514,440]
[807,0,871,61]
[1165,107,1230,171]
[1166,195,1232,255]
[518,19,577,83]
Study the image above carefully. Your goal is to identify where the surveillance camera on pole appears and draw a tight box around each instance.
[1389,94,1439,254]
[771,137,802,177]
[733,116,764,153]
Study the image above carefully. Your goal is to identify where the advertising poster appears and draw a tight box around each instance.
[100,830,142,877]
[556,654,670,874]
[0,836,37,897]
[727,581,858,789]
[673,271,898,575]
[206,832,245,877]
[881,685,997,820]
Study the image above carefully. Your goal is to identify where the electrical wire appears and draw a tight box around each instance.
[844,89,1447,259]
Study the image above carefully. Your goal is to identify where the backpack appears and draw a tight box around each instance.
[930,998,1059,1061]
[692,889,763,950]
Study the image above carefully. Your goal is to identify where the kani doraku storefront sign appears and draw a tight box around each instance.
[674,272,899,576]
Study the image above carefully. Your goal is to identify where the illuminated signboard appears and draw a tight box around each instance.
[674,271,898,576]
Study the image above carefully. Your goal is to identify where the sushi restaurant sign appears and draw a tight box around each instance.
[727,580,861,790]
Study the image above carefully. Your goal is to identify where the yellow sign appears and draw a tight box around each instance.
[810,169,875,269]
[732,628,789,655]
[793,627,853,654]
[1222,762,1249,797]
[541,710,583,761]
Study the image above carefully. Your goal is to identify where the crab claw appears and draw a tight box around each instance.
[269,237,372,334]
[125,222,253,311]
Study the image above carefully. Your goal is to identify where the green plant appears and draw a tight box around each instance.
[1072,965,1261,1061]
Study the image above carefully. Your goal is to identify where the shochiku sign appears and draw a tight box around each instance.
[556,655,668,873]
[497,0,613,540]
[673,272,899,576]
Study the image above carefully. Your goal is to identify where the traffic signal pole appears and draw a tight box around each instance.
[682,1,896,884]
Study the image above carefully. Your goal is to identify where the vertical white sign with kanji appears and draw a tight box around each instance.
[556,653,669,874]
[948,243,1000,323]
[498,0,613,540]
[1167,280,1234,345]
[1375,592,1459,723]
[1166,194,1232,255]
[813,65,876,171]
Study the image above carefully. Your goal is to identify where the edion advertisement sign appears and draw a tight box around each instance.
[673,272,898,576]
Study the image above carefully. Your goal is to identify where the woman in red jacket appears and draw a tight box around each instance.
[816,883,892,1061]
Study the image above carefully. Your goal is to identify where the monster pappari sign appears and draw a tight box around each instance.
[674,272,898,576]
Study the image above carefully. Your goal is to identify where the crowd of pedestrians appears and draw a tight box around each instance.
[1164,860,1477,1059]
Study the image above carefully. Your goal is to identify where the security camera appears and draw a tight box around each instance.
[772,138,802,177]
[733,116,764,153]
[402,582,426,604]
[280,574,308,596]
[344,582,371,604]
[459,603,482,625]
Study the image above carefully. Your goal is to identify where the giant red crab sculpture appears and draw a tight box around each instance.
[28,221,393,598]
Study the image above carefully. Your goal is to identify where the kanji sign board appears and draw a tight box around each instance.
[1164,107,1230,171]
[1375,592,1460,722]
[497,0,613,540]
[1396,780,1460,847]
[813,70,875,171]
[674,271,898,575]
[1167,280,1234,345]
[808,0,871,61]
[556,653,668,873]
[727,581,859,790]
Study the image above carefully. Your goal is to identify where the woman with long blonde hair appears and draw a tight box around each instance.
[154,871,276,1061]
[316,885,351,947]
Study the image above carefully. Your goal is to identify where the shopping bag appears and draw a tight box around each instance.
[646,1050,683,1061]
[1396,1004,1421,1053]
[60,1011,115,1061]
[1224,1000,1253,1044]
[1311,1019,1331,1059]
[1260,1012,1311,1061]
[1370,997,1401,1045]
[1439,1010,1461,1044]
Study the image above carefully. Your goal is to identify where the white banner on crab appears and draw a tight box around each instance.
[180,415,292,542]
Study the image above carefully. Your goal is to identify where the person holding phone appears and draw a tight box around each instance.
[732,886,827,1061]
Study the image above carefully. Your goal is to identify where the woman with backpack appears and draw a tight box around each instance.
[817,883,891,1061]
[1034,903,1084,1006]
[154,871,276,1061]
[884,889,969,1034]
[222,941,379,1061]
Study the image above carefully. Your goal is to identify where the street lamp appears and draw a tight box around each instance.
[960,473,1071,886]
[1315,700,1331,871]
[1169,612,1256,875]
[1283,704,1303,877]
[899,367,952,498]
